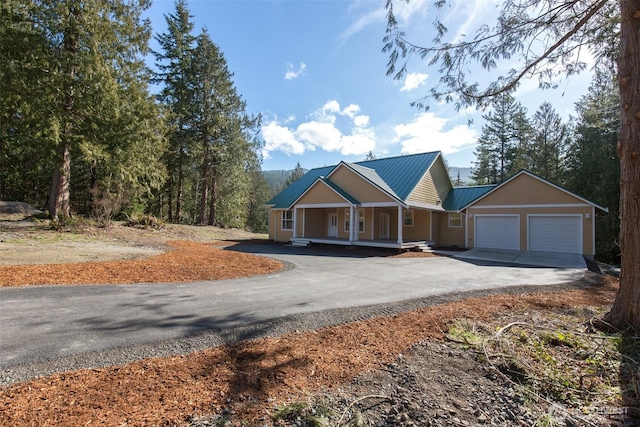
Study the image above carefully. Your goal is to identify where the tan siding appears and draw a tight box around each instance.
[337,207,350,239]
[407,172,438,205]
[362,208,373,239]
[474,173,588,206]
[330,165,396,203]
[438,212,466,247]
[408,157,452,205]
[467,206,593,255]
[304,209,328,238]
[402,209,431,240]
[297,182,347,205]
[432,212,441,243]
[270,210,293,242]
[407,157,451,205]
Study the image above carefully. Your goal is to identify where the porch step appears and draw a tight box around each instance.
[414,242,435,253]
[290,239,311,247]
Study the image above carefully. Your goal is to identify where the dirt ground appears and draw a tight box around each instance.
[0,219,636,427]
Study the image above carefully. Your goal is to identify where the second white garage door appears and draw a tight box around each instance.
[528,215,582,254]
[475,215,519,250]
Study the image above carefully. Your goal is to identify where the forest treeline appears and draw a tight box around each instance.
[1,0,270,232]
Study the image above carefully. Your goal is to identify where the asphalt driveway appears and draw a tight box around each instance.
[0,244,586,379]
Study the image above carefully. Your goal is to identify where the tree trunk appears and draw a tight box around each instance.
[208,171,217,226]
[49,7,77,219]
[605,0,640,330]
[49,140,71,218]
[167,180,173,222]
[175,150,184,223]
[197,130,210,225]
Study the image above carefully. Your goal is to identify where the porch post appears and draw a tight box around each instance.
[354,208,359,241]
[397,205,403,245]
[349,205,355,242]
[371,207,375,240]
[293,207,298,238]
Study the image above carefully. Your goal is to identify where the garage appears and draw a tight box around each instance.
[475,215,519,250]
[528,215,582,254]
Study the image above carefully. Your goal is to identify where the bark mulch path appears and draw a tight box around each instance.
[0,240,283,286]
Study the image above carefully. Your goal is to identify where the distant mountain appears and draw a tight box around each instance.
[262,170,291,196]
[448,167,473,186]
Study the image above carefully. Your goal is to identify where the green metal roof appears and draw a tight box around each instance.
[355,152,440,200]
[266,151,441,209]
[442,185,496,211]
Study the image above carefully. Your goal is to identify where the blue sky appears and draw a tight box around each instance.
[145,0,593,171]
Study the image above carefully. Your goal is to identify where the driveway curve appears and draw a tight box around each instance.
[0,244,585,382]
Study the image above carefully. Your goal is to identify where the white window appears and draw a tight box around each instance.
[449,212,462,228]
[345,210,365,233]
[344,211,350,233]
[281,210,293,230]
[403,210,414,227]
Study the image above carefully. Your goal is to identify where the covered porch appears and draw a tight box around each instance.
[289,203,436,251]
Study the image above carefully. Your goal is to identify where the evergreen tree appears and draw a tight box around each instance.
[566,66,620,263]
[509,106,534,174]
[0,1,55,207]
[154,0,196,223]
[2,0,165,220]
[283,162,305,188]
[529,102,569,182]
[471,93,526,184]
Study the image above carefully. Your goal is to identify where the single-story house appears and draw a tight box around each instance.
[265,151,608,259]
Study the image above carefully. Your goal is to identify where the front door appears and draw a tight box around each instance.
[379,213,390,239]
[328,213,338,237]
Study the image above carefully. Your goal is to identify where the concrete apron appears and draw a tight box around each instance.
[453,248,587,269]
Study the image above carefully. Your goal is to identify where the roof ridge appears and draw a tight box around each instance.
[355,150,441,165]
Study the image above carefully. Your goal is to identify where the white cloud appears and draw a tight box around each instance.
[296,121,343,152]
[354,115,369,127]
[284,62,306,80]
[393,112,477,155]
[261,100,377,158]
[401,72,428,92]
[261,121,309,159]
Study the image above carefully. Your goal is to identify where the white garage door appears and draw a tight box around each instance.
[529,215,582,254]
[475,215,519,250]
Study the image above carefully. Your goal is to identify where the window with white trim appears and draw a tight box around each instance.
[403,210,414,227]
[281,210,293,230]
[358,209,365,233]
[448,212,462,228]
[344,211,350,233]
